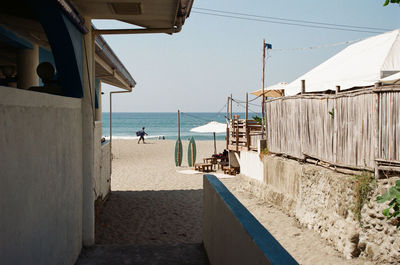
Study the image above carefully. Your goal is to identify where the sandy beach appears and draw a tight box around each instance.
[96,139,375,264]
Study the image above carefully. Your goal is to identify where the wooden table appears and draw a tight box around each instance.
[195,163,213,172]
[223,167,238,176]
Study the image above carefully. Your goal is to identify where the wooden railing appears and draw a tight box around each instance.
[228,115,263,151]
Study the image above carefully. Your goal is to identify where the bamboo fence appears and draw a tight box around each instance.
[265,86,400,172]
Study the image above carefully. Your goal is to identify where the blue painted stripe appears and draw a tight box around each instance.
[0,26,32,49]
[204,174,298,265]
[95,78,99,109]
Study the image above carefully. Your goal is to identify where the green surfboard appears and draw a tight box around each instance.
[175,138,183,166]
[187,136,197,167]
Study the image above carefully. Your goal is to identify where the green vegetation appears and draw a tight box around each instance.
[377,179,400,228]
[253,115,263,124]
[328,108,335,118]
[259,147,270,159]
[383,0,400,5]
[352,172,376,224]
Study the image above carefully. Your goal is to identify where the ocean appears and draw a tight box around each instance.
[102,112,260,141]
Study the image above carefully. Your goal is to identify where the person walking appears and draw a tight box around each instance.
[137,127,148,144]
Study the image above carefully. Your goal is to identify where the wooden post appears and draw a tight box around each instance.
[374,82,381,178]
[333,95,338,164]
[213,132,217,155]
[301,80,306,94]
[230,93,233,120]
[246,92,249,149]
[262,39,266,139]
[245,92,249,121]
[178,110,180,139]
[235,116,239,152]
[336,85,341,94]
[226,96,229,150]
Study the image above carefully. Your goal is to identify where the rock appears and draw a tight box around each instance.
[358,241,366,251]
[366,243,380,260]
[368,210,376,218]
[350,233,359,244]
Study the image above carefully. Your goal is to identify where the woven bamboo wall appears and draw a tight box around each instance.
[266,88,400,170]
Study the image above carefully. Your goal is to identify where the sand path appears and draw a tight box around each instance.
[96,139,225,245]
[93,139,376,264]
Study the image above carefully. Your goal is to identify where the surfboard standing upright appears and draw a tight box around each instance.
[175,110,183,166]
[187,136,196,167]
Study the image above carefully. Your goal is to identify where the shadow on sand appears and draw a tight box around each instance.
[77,190,209,264]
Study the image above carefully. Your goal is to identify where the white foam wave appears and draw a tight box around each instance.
[103,135,166,140]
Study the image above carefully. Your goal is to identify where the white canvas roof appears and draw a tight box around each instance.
[285,29,400,96]
[380,72,400,84]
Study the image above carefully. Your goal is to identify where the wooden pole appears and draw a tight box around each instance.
[213,132,217,155]
[246,92,249,150]
[236,116,239,152]
[226,96,230,150]
[178,110,180,139]
[374,82,381,178]
[301,80,306,94]
[336,85,341,94]
[262,39,266,139]
[245,92,249,121]
[230,93,233,120]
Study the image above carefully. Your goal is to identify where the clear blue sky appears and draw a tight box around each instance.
[94,0,399,113]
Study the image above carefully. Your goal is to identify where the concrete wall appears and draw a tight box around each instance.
[0,86,83,265]
[94,121,111,201]
[236,150,264,181]
[100,142,111,198]
[203,174,298,265]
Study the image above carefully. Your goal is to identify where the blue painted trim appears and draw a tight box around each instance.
[95,78,99,109]
[204,174,298,265]
[0,26,33,49]
[27,0,84,98]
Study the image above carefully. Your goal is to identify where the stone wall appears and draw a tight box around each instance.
[237,154,400,263]
[359,177,400,263]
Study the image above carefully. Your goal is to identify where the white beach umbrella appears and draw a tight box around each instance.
[190,121,226,154]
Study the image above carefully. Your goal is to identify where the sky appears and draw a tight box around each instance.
[93,0,399,113]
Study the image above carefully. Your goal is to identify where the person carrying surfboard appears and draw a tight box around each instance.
[137,127,148,144]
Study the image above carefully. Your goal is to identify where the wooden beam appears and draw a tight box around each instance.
[95,54,131,90]
[93,28,176,35]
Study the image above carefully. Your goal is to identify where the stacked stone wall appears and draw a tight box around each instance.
[237,155,399,263]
